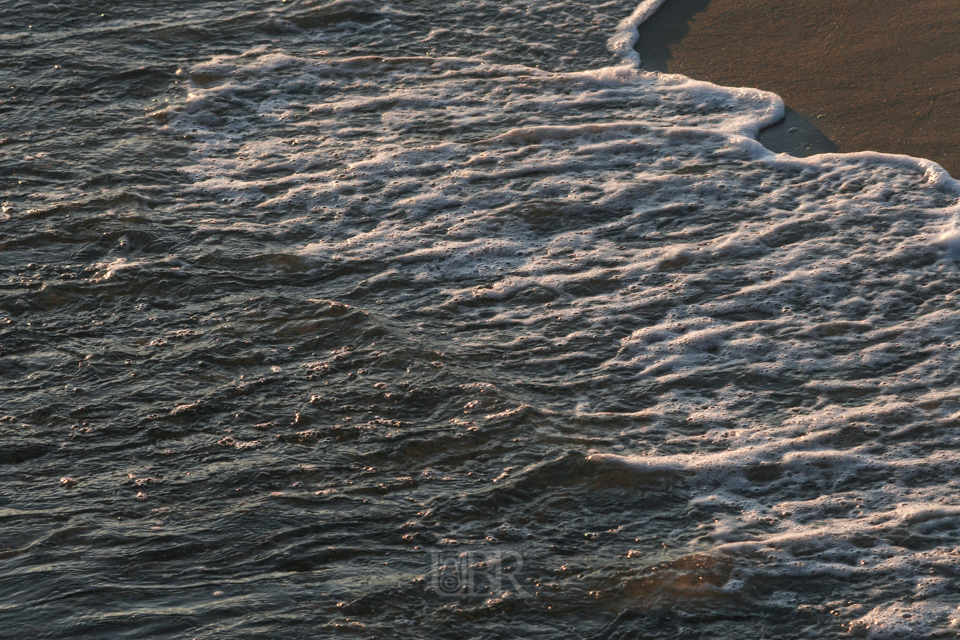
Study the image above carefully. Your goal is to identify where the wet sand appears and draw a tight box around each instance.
[636,0,960,176]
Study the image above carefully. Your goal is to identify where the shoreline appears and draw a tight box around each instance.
[636,0,960,176]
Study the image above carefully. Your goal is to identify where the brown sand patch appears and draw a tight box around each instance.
[637,0,960,176]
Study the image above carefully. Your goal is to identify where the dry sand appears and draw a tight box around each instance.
[636,0,960,176]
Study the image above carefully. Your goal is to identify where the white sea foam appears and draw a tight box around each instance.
[608,0,670,64]
[158,1,960,635]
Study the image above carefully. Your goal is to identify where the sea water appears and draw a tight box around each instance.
[4,1,960,638]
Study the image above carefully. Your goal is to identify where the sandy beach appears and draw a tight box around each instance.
[637,0,960,176]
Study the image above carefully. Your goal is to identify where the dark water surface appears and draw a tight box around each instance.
[0,3,720,638]
[5,2,960,639]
